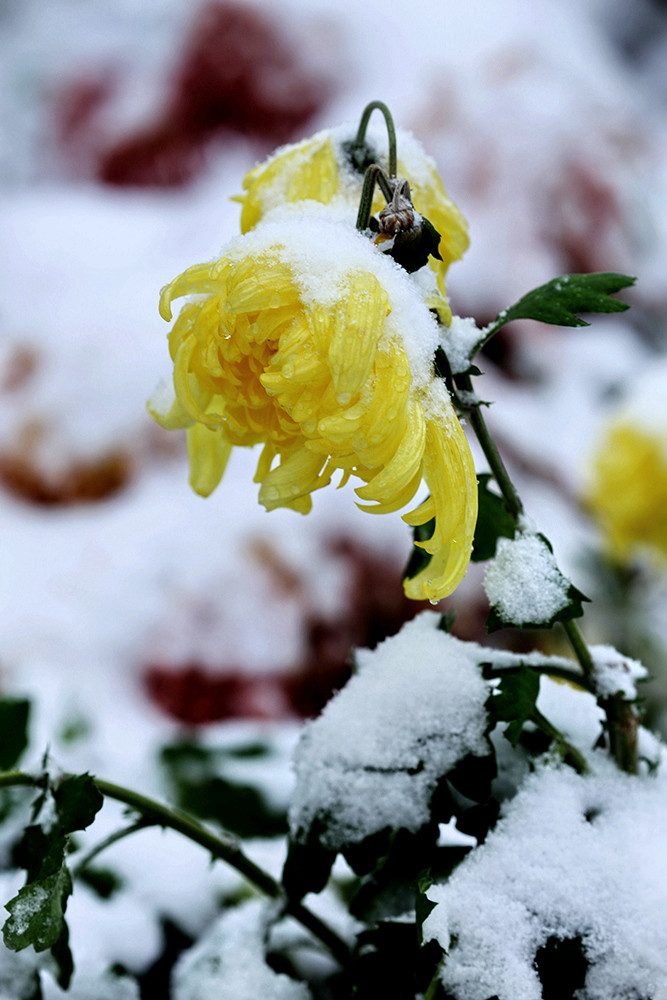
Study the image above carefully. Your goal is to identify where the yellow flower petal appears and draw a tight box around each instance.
[152,213,478,602]
[328,273,390,405]
[258,447,330,512]
[588,422,667,562]
[236,135,339,234]
[187,423,232,497]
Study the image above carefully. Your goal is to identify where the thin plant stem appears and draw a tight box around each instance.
[356,164,394,230]
[531,708,589,775]
[0,770,351,965]
[72,818,150,878]
[453,373,639,771]
[354,100,397,178]
[482,662,593,693]
[455,373,523,521]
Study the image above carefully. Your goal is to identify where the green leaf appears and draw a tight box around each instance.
[486,580,589,634]
[488,667,540,747]
[485,533,589,633]
[50,922,74,990]
[402,516,436,588]
[415,870,436,945]
[160,739,286,838]
[490,272,635,331]
[3,866,72,953]
[12,826,67,883]
[0,698,31,770]
[471,475,516,562]
[54,774,103,834]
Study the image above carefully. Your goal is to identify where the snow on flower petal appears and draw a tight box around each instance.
[234,122,470,298]
[150,211,478,601]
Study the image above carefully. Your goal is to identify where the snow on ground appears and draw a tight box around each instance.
[1,0,667,992]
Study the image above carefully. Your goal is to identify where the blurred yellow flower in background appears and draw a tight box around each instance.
[149,214,477,601]
[234,126,469,298]
[588,421,667,563]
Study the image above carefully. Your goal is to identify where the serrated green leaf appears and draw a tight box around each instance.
[491,272,635,331]
[13,825,67,883]
[471,475,516,562]
[488,667,540,747]
[3,866,72,953]
[54,774,103,834]
[50,921,74,990]
[0,699,31,770]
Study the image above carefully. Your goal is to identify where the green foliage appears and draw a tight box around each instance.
[4,867,72,952]
[487,667,540,747]
[2,771,103,988]
[0,698,31,770]
[471,475,516,562]
[160,738,286,838]
[489,272,635,331]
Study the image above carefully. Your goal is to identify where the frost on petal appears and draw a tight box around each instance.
[236,133,339,234]
[289,614,489,851]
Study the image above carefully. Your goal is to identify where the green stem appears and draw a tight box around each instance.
[482,662,593,693]
[0,771,351,966]
[601,695,639,775]
[560,619,595,680]
[72,818,150,878]
[356,165,380,231]
[532,708,589,775]
[354,100,397,178]
[452,373,640,772]
[455,372,523,520]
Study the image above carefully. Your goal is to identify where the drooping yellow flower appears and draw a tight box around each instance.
[149,212,477,601]
[588,421,667,563]
[234,124,469,303]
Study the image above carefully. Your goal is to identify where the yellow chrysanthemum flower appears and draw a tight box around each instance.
[588,421,667,562]
[234,123,469,306]
[149,212,477,602]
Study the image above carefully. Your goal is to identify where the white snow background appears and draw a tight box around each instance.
[1,0,667,995]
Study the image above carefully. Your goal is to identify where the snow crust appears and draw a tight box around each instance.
[424,754,667,1000]
[590,643,648,699]
[439,315,483,374]
[172,900,311,1000]
[289,613,489,850]
[483,533,571,625]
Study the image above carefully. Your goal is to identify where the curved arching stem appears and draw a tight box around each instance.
[354,100,397,179]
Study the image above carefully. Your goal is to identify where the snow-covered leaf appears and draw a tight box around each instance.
[3,866,72,953]
[484,534,588,632]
